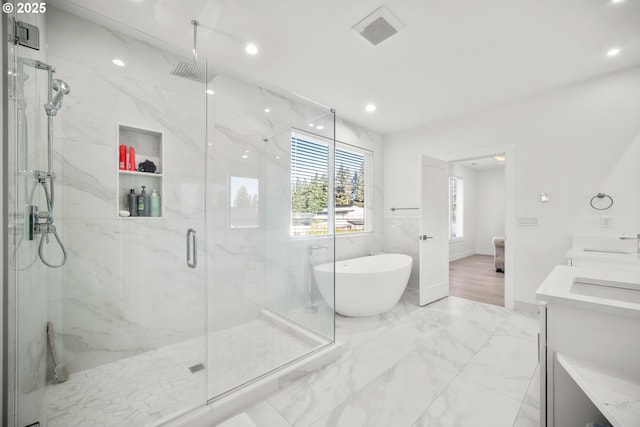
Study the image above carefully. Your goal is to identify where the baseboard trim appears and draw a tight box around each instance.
[514,301,538,314]
[449,250,496,262]
[474,249,494,256]
[449,251,475,262]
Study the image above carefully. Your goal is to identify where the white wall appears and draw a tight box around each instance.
[384,66,640,305]
[475,167,506,255]
[449,164,477,261]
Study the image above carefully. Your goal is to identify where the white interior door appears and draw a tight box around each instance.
[419,155,450,306]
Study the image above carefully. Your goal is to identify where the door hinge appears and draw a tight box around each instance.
[14,20,40,50]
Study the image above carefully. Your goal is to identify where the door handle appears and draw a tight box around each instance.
[186,228,197,269]
[418,235,434,240]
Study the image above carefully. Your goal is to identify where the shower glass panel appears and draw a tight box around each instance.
[5,4,337,425]
[6,8,209,426]
[207,77,336,398]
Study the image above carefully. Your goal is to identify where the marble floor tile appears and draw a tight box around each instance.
[217,412,257,427]
[513,403,540,427]
[333,288,423,350]
[523,364,541,409]
[494,311,539,341]
[383,288,424,322]
[243,401,291,427]
[372,310,456,355]
[209,318,316,397]
[424,296,478,318]
[411,317,492,374]
[412,376,522,427]
[267,339,405,426]
[40,317,317,427]
[231,297,539,427]
[310,354,457,427]
[459,334,539,402]
[40,292,541,427]
[460,301,511,335]
[334,314,392,349]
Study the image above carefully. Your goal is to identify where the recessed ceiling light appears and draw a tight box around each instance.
[365,104,376,112]
[245,43,258,55]
[206,89,215,95]
[242,154,249,159]
[308,123,314,127]
[316,125,325,130]
[112,58,125,67]
[264,108,270,113]
[606,47,621,57]
[611,0,625,4]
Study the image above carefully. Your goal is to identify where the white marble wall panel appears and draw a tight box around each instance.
[41,5,385,397]
[383,217,420,290]
[44,8,208,375]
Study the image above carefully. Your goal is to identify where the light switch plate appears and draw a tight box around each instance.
[518,217,538,226]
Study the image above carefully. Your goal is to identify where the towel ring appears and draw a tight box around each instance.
[589,193,613,210]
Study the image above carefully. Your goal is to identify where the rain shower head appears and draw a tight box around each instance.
[171,20,216,84]
[44,79,70,116]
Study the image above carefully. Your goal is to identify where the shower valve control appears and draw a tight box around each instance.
[25,205,55,240]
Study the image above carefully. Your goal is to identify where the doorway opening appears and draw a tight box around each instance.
[448,155,507,307]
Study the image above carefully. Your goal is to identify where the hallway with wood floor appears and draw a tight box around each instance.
[449,254,505,306]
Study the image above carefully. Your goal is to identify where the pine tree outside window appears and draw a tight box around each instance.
[291,132,373,237]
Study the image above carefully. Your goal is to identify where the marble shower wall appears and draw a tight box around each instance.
[46,8,208,373]
[43,6,386,375]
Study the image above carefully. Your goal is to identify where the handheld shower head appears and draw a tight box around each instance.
[44,79,70,116]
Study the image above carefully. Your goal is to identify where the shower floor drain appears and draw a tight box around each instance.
[189,363,205,373]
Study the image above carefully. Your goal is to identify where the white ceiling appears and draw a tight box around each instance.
[51,0,640,135]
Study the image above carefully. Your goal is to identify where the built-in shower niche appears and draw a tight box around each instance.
[117,124,163,218]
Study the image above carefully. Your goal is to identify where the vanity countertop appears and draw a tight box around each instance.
[536,265,640,317]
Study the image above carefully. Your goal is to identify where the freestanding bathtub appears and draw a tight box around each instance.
[314,253,413,317]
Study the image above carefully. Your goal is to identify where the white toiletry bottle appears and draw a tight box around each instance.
[150,189,161,217]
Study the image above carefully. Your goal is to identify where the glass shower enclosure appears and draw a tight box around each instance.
[3,4,335,426]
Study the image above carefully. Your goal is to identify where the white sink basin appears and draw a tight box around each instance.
[571,276,640,304]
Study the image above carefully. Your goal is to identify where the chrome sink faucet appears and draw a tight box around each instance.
[619,233,640,254]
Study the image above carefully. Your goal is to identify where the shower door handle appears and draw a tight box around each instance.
[186,228,197,269]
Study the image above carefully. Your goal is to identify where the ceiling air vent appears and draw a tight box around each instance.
[352,6,405,46]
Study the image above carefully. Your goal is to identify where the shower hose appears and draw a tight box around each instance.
[15,177,68,269]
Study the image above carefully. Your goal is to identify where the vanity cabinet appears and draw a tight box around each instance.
[537,266,640,427]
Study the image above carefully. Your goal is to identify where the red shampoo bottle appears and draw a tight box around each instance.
[129,146,136,171]
[119,145,126,170]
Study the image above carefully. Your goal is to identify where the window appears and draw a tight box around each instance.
[290,132,372,237]
[450,176,464,239]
